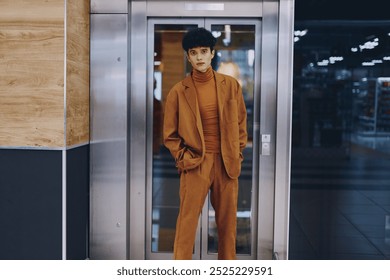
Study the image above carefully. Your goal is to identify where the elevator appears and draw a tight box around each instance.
[90,0,294,260]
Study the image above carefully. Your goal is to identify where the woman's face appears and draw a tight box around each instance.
[187,46,215,72]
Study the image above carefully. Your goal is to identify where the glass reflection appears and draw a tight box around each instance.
[290,20,390,260]
[151,24,198,253]
[207,24,256,255]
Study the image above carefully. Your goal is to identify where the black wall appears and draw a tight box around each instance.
[66,145,89,260]
[0,146,89,260]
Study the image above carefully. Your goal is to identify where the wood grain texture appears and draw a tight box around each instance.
[0,0,65,148]
[1,0,65,23]
[66,0,90,146]
[0,0,91,148]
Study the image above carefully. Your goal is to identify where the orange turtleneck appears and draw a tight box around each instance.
[192,67,221,153]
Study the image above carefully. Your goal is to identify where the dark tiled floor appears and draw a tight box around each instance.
[289,137,390,259]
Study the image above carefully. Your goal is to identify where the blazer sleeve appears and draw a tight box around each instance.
[163,89,184,161]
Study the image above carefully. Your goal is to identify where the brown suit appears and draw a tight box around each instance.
[163,70,247,260]
[163,70,247,177]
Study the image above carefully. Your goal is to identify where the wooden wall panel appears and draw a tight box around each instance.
[0,0,64,22]
[66,0,90,146]
[0,0,65,147]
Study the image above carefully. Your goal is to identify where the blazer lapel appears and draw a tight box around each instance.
[182,75,204,134]
[214,71,226,122]
[182,75,198,117]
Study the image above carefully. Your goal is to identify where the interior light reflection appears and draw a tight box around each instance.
[212,31,222,38]
[294,29,308,37]
[317,59,329,66]
[359,38,379,51]
[247,49,255,67]
[361,58,385,66]
[222,25,231,46]
[317,56,343,67]
[294,29,308,43]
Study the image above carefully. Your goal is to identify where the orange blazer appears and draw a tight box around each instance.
[163,70,247,179]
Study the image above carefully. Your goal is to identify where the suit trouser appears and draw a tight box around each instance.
[173,152,239,260]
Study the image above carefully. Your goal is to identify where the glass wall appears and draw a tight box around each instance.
[290,2,390,259]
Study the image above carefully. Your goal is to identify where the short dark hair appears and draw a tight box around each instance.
[182,27,217,52]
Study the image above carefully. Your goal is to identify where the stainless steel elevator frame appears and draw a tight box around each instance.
[90,0,294,260]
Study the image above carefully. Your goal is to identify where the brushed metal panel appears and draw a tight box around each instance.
[257,0,279,260]
[273,0,294,260]
[128,0,147,260]
[89,14,128,260]
[91,0,128,13]
[146,0,262,17]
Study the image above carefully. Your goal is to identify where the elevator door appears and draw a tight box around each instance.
[145,18,261,260]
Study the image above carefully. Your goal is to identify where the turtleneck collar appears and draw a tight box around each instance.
[192,67,214,83]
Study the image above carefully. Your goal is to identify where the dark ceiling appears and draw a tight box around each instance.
[294,0,390,71]
[295,0,389,21]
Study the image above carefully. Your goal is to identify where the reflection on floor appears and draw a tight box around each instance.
[289,136,390,259]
